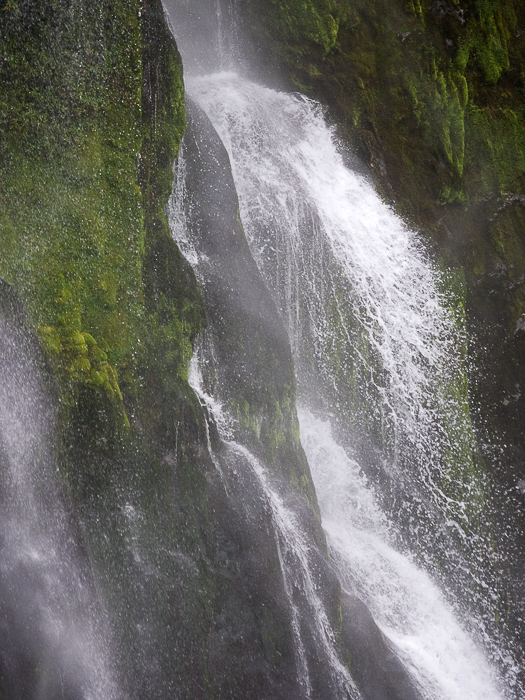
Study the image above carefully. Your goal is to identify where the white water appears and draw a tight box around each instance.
[183,72,514,698]
[299,407,501,700]
[0,315,119,700]
[188,355,360,700]
[187,72,473,483]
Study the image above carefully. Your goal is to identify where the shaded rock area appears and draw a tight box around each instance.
[340,595,422,700]
[181,99,317,501]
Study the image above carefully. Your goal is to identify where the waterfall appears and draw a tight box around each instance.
[299,407,500,700]
[168,68,520,698]
[0,290,119,700]
[189,355,361,700]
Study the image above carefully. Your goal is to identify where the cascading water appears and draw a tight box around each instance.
[189,355,360,700]
[0,290,119,700]
[299,407,501,700]
[167,67,520,698]
[186,72,471,504]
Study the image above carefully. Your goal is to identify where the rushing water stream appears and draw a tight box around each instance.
[168,59,519,697]
[299,408,501,700]
[189,356,361,700]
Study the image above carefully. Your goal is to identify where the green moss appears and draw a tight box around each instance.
[243,0,341,66]
[470,0,513,84]
[464,103,525,198]
[0,0,205,453]
[138,0,204,394]
[227,382,317,502]
[0,0,144,434]
[436,269,484,517]
[242,0,525,224]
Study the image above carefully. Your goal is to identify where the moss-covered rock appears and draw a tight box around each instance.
[241,0,525,220]
[0,0,211,696]
[0,0,205,450]
[0,0,144,443]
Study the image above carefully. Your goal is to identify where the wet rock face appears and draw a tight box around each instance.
[181,99,314,492]
[182,99,293,400]
[429,0,466,24]
[340,595,423,700]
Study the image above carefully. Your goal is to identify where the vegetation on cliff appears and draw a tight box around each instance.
[0,1,213,695]
[0,0,204,450]
[241,0,525,213]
